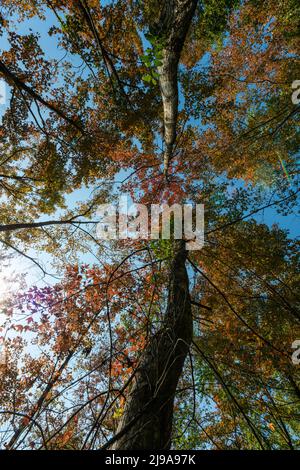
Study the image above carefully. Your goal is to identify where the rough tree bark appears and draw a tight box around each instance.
[111,240,192,449]
[153,0,198,179]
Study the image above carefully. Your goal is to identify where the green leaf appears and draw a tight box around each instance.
[142,74,152,83]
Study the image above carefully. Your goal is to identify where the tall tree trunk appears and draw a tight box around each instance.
[110,2,197,450]
[153,0,198,179]
[111,241,192,449]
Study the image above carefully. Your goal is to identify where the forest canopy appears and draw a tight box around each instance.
[0,0,299,451]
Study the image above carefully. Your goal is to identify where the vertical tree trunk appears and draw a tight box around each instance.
[153,0,198,178]
[110,2,197,450]
[111,241,192,449]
